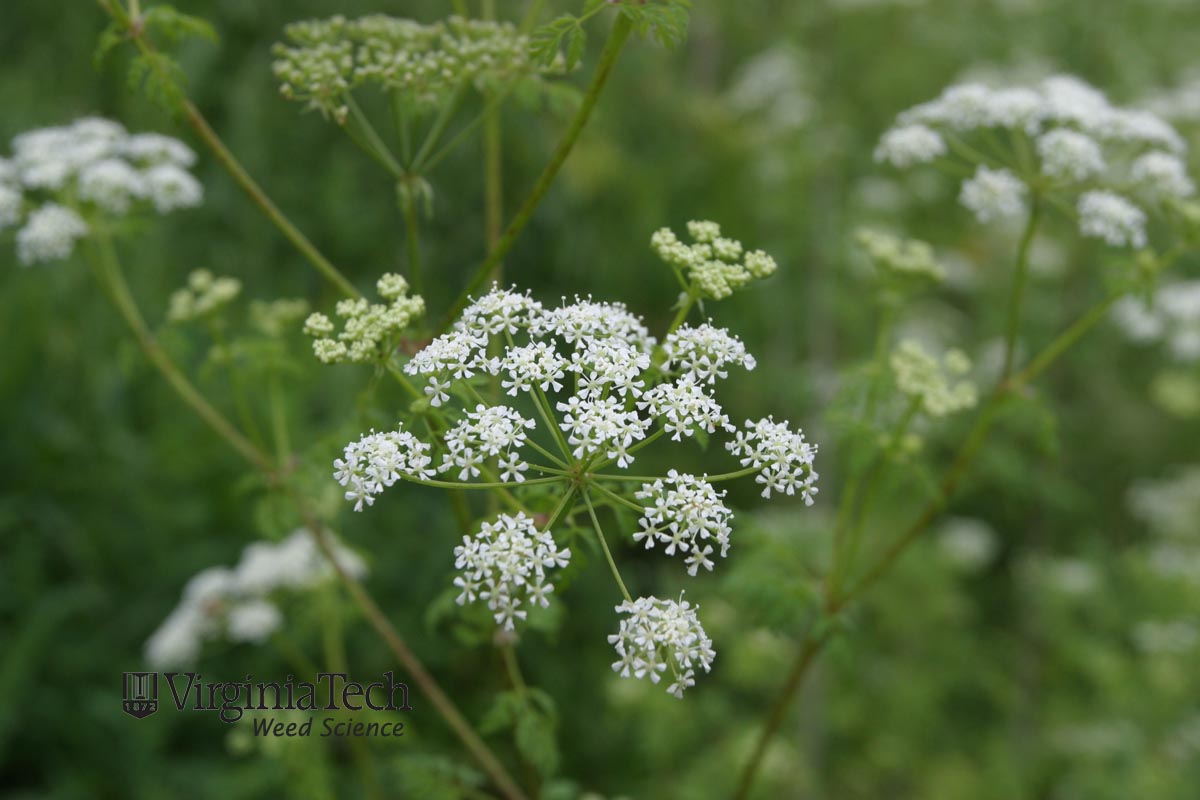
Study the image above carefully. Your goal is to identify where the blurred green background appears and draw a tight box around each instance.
[2,0,1199,798]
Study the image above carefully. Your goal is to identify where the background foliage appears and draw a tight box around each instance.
[2,0,1198,798]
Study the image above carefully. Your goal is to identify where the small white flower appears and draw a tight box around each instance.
[452,512,571,630]
[874,124,947,167]
[725,415,819,502]
[1131,151,1195,200]
[1037,128,1105,182]
[0,184,22,230]
[959,166,1027,223]
[227,600,283,643]
[1077,190,1146,248]
[633,471,734,576]
[143,163,204,212]
[334,425,436,511]
[16,203,88,265]
[608,595,715,698]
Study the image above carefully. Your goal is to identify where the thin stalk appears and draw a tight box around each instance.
[402,195,424,297]
[418,82,519,174]
[404,475,565,491]
[180,100,359,298]
[582,491,632,602]
[345,93,405,177]
[1001,193,1042,380]
[437,13,634,332]
[413,84,467,169]
[587,481,644,514]
[731,629,828,800]
[666,291,697,334]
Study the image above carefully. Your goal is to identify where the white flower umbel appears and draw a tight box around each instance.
[633,471,734,576]
[1036,128,1105,182]
[725,416,820,501]
[16,203,88,266]
[663,322,758,384]
[609,595,716,698]
[1078,190,1147,248]
[334,425,436,511]
[3,117,203,265]
[452,512,571,630]
[145,528,367,668]
[1113,281,1200,363]
[442,404,535,481]
[877,75,1196,247]
[959,166,1026,222]
[874,123,947,167]
[1131,151,1196,200]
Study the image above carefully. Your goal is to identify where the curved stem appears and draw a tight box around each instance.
[437,13,634,332]
[582,490,632,602]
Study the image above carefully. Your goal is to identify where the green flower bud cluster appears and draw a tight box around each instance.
[249,298,310,339]
[273,15,551,120]
[890,339,978,417]
[855,228,946,285]
[303,273,424,364]
[650,220,778,300]
[166,269,242,323]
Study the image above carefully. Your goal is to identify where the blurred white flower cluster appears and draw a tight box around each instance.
[167,269,243,323]
[875,76,1196,247]
[609,595,715,698]
[890,339,978,417]
[1,117,202,266]
[273,15,554,120]
[145,529,367,668]
[1113,281,1200,363]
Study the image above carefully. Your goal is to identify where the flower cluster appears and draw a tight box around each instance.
[1113,281,1200,363]
[609,595,716,699]
[726,416,820,501]
[633,471,733,576]
[1,118,202,265]
[303,273,425,364]
[650,220,778,300]
[452,512,571,630]
[331,278,818,697]
[145,529,367,668]
[273,15,555,120]
[890,339,978,417]
[334,425,436,511]
[876,75,1195,247]
[855,228,946,284]
[167,269,243,323]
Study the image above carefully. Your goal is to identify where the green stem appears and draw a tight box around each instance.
[179,100,360,298]
[402,195,424,297]
[85,234,271,473]
[345,93,405,177]
[413,84,467,169]
[1001,192,1042,380]
[437,13,634,332]
[405,475,565,490]
[582,490,632,602]
[588,480,645,514]
[666,291,697,334]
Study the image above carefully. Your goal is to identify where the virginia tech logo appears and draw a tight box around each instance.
[122,672,159,719]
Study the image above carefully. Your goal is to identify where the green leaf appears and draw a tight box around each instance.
[528,15,579,69]
[620,1,692,50]
[142,5,218,45]
[128,51,187,113]
[94,21,126,68]
[564,24,587,71]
